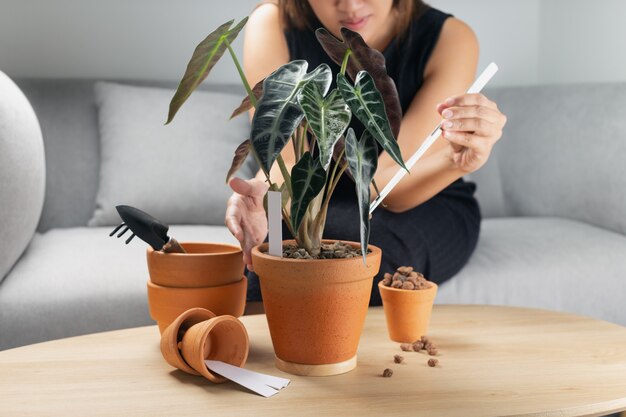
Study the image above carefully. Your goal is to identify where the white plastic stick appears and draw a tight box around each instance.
[205,360,291,398]
[267,191,283,257]
[369,62,499,214]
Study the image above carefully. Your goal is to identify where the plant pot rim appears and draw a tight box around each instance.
[252,239,381,263]
[147,242,242,257]
[160,307,217,375]
[378,280,438,293]
[183,315,249,383]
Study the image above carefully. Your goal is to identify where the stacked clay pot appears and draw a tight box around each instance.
[160,308,249,383]
[147,242,247,334]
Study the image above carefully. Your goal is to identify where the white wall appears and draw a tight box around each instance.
[0,0,623,87]
[538,0,626,84]
[0,0,257,83]
[430,0,542,86]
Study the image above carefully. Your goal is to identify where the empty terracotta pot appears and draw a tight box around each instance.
[160,307,217,375]
[179,315,249,383]
[378,280,438,343]
[148,276,247,334]
[251,240,381,376]
[147,242,244,288]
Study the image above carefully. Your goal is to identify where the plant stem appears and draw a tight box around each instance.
[327,148,344,200]
[276,155,292,197]
[311,161,347,243]
[225,39,256,108]
[299,123,307,157]
[328,162,348,201]
[283,208,296,238]
[224,37,274,183]
[225,38,299,242]
[340,49,352,75]
[292,131,300,160]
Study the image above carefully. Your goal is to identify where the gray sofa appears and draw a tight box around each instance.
[1,73,625,352]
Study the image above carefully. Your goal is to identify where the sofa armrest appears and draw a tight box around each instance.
[0,71,46,283]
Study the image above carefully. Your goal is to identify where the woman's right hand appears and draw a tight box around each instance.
[225,177,270,272]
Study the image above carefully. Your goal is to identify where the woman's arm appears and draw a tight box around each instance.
[372,18,484,213]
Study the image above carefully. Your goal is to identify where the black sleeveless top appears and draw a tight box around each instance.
[283,6,476,204]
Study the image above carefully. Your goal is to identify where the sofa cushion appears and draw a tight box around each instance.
[473,84,626,235]
[438,217,626,326]
[0,225,239,350]
[0,71,46,284]
[88,81,255,227]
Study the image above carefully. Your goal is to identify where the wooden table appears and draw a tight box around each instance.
[1,305,625,417]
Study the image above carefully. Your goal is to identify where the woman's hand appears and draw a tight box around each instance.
[436,93,507,173]
[225,177,269,272]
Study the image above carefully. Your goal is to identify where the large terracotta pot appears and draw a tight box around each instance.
[147,242,243,288]
[378,280,438,343]
[147,277,247,334]
[251,240,381,376]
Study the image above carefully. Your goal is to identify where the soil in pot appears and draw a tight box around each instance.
[282,241,368,259]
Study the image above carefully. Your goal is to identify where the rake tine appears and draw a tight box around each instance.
[109,222,126,237]
[117,226,130,238]
[125,233,136,245]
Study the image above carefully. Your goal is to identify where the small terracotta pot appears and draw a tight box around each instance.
[179,315,249,383]
[147,277,247,334]
[147,242,243,288]
[160,308,217,376]
[251,240,381,376]
[378,280,438,343]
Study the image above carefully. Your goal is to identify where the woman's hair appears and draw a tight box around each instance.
[278,0,430,37]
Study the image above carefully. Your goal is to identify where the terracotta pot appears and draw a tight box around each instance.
[251,240,381,376]
[378,280,438,343]
[160,308,217,376]
[147,242,243,288]
[147,277,247,334]
[179,315,249,383]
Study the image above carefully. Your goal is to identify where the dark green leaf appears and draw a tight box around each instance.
[230,79,264,119]
[251,61,332,173]
[344,128,378,264]
[290,152,326,233]
[299,86,351,171]
[167,17,248,124]
[340,28,402,138]
[337,72,407,171]
[315,27,402,138]
[300,62,333,96]
[225,139,251,184]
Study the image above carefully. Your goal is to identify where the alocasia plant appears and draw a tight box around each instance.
[166,18,407,263]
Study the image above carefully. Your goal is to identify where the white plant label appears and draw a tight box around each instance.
[267,191,283,257]
[205,360,291,397]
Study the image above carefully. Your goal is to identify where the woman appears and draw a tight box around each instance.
[225,0,507,307]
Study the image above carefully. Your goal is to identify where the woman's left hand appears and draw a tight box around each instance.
[436,93,507,174]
